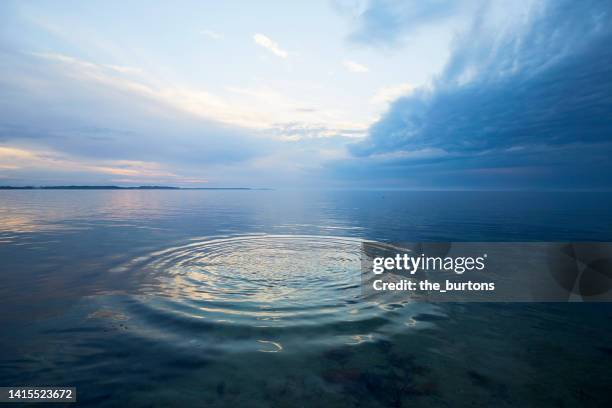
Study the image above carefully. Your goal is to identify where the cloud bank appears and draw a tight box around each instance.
[340,0,612,189]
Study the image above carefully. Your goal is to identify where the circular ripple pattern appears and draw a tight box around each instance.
[103,235,422,352]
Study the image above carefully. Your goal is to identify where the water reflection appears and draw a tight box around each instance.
[0,190,172,237]
[96,235,430,353]
[1,190,612,406]
[2,190,611,241]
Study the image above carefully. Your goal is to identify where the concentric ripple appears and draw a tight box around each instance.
[101,235,429,352]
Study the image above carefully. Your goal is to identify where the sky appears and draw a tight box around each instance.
[0,0,610,189]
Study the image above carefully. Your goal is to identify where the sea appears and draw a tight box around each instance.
[1,190,611,407]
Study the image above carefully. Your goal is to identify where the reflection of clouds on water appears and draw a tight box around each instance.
[274,223,365,232]
[346,334,374,345]
[0,214,63,234]
[95,190,171,221]
[0,205,72,238]
[97,234,438,353]
[1,190,368,240]
[257,340,283,353]
[0,191,167,236]
[115,235,365,317]
[0,191,183,243]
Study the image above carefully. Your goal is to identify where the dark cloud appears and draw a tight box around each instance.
[345,0,612,189]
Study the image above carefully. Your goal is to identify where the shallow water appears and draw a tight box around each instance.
[1,190,611,407]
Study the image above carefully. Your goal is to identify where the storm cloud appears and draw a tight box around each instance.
[344,0,612,189]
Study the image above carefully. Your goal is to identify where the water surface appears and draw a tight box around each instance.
[1,190,611,407]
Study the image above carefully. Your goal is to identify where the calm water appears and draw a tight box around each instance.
[1,190,611,407]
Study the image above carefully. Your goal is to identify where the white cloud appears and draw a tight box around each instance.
[104,64,143,74]
[343,60,369,73]
[371,83,415,105]
[0,145,181,179]
[32,52,268,129]
[253,33,288,58]
[31,53,370,139]
[201,29,223,40]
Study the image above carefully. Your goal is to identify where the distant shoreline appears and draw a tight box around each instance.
[0,186,265,190]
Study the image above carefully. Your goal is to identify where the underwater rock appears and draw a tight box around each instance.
[323,348,353,365]
[467,370,491,387]
[322,368,362,384]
